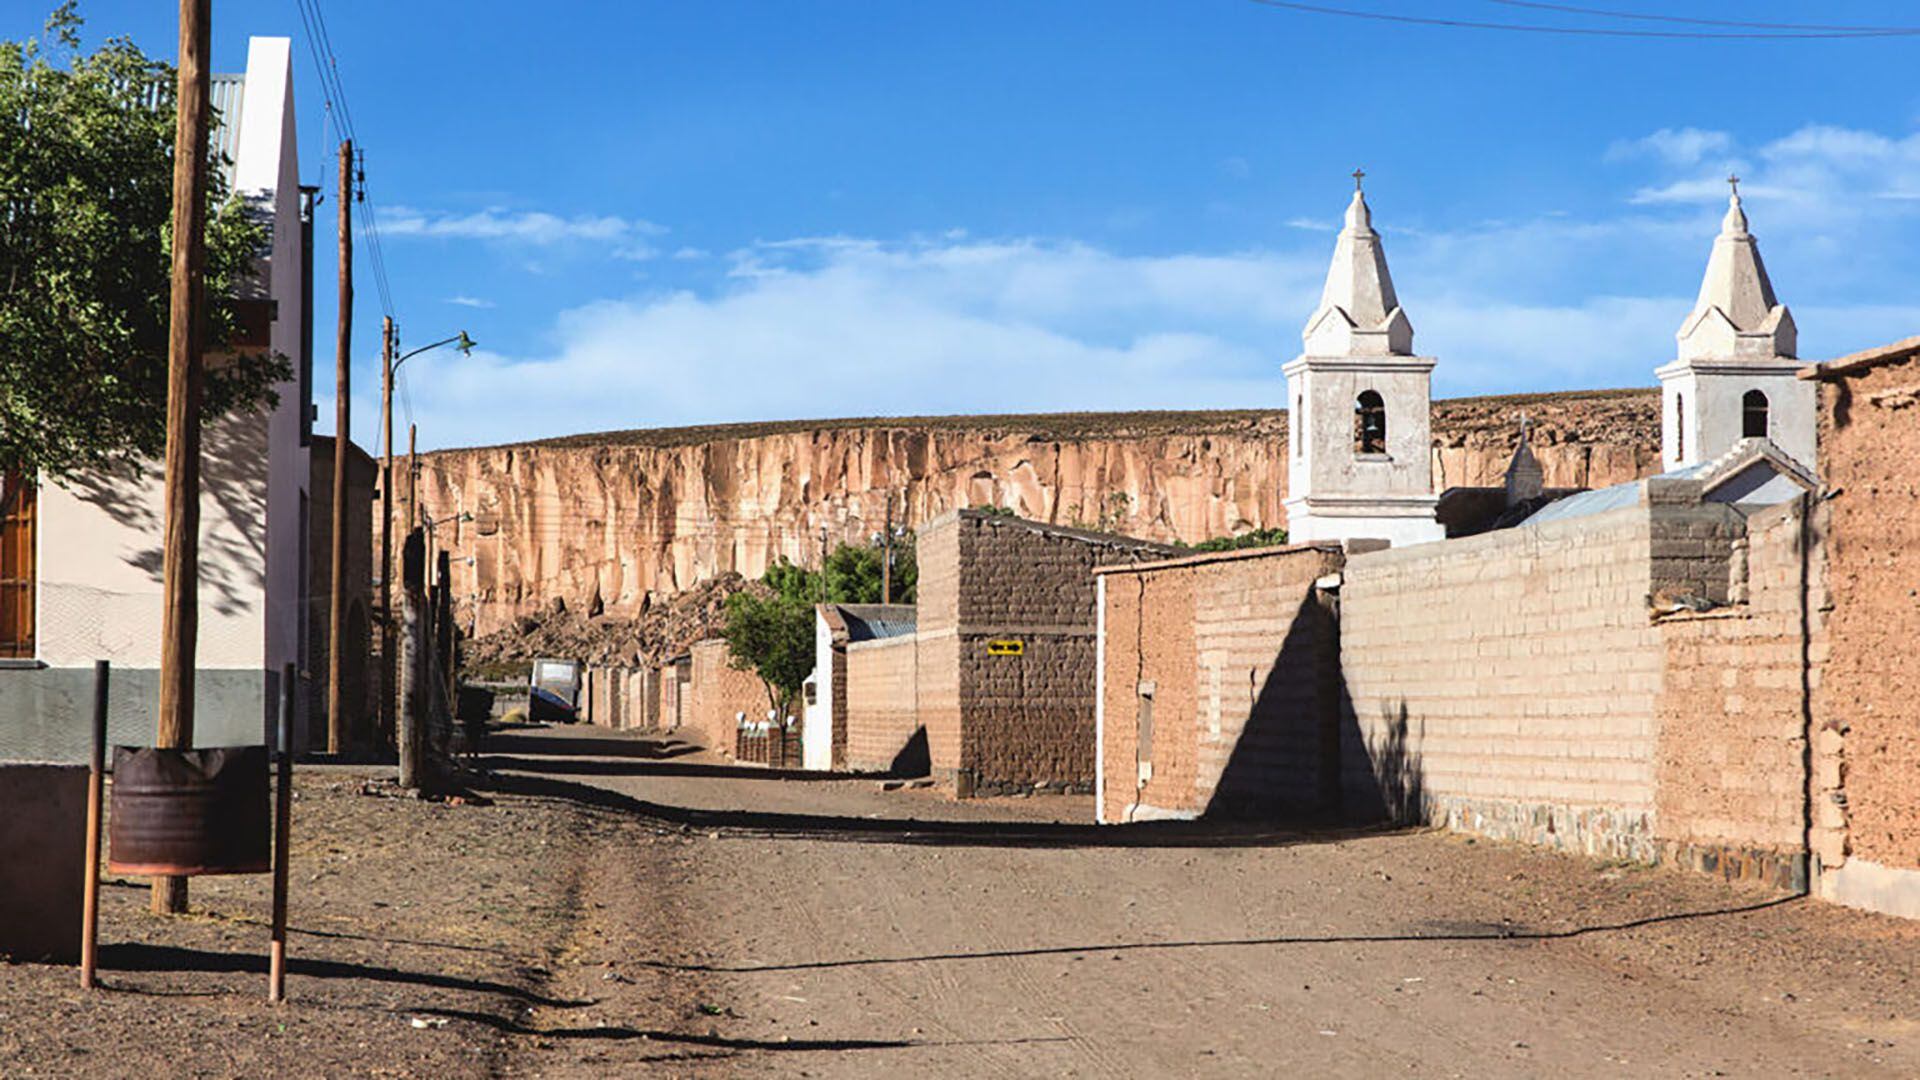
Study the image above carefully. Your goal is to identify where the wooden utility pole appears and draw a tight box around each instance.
[378,317,395,744]
[327,138,352,754]
[881,492,893,605]
[154,0,211,917]
[405,424,417,533]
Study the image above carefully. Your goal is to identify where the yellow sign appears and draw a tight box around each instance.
[986,639,1024,656]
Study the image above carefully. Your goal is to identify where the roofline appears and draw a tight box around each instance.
[1093,541,1345,577]
[934,507,1183,553]
[1798,335,1920,381]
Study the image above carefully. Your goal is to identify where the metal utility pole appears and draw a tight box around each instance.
[881,492,893,605]
[327,138,352,755]
[154,0,211,917]
[378,317,394,743]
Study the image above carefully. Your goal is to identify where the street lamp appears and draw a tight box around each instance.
[378,322,475,740]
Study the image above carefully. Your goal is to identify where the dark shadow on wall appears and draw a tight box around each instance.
[1194,589,1427,829]
[888,726,931,779]
[68,412,271,619]
[1203,591,1344,822]
[1349,699,1426,826]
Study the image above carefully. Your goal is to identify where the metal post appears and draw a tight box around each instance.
[154,0,212,918]
[882,491,892,605]
[269,662,294,1002]
[79,660,108,989]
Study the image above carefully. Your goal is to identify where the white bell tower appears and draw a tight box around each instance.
[1282,173,1444,548]
[1656,178,1815,471]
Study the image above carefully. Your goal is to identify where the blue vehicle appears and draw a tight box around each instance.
[528,658,582,723]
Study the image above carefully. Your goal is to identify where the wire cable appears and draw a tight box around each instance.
[1484,1,1920,34]
[1246,0,1920,39]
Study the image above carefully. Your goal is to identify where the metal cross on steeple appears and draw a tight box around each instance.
[1352,167,1366,192]
[1727,173,1741,196]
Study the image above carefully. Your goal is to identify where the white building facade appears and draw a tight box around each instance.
[0,38,310,761]
[1283,180,1445,548]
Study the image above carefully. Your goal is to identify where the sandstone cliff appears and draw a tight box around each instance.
[407,389,1659,636]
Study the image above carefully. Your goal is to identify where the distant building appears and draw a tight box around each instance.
[1657,183,1814,471]
[307,435,376,752]
[803,603,916,771]
[1283,179,1446,548]
[0,38,311,761]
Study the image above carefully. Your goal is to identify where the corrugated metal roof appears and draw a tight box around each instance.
[142,73,246,185]
[1520,478,1643,526]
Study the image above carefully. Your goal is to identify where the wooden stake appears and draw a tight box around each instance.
[327,138,352,755]
[269,662,294,1002]
[80,661,108,989]
[378,317,394,745]
[154,0,211,917]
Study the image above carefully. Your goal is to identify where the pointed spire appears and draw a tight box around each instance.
[1677,182,1795,361]
[1504,413,1544,507]
[1303,173,1413,356]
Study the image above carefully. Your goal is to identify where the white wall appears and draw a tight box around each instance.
[802,611,834,770]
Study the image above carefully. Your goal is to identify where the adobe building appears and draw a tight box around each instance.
[1282,177,1445,548]
[841,509,1174,794]
[306,435,377,752]
[683,637,771,756]
[1800,336,1920,918]
[0,38,310,765]
[802,603,916,771]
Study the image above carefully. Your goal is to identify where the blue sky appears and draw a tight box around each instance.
[48,2,1920,450]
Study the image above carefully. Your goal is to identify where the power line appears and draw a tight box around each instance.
[1245,0,1920,39]
[1484,1,1920,34]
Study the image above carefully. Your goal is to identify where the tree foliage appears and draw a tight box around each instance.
[721,535,919,713]
[1178,527,1290,553]
[0,6,288,482]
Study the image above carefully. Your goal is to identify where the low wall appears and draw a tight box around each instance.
[687,640,769,755]
[1096,544,1344,824]
[0,764,86,961]
[844,635,922,774]
[1653,500,1815,889]
[581,666,656,731]
[1340,505,1669,860]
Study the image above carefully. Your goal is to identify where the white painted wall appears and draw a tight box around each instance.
[1658,360,1815,472]
[802,611,834,770]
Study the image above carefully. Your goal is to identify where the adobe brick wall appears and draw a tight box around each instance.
[1339,505,1667,860]
[1097,545,1344,824]
[1653,499,1817,889]
[1814,353,1920,877]
[946,511,1176,795]
[687,639,769,755]
[844,635,921,773]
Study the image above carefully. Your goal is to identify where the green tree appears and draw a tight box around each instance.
[721,560,818,715]
[722,535,921,713]
[0,6,288,483]
[822,533,916,605]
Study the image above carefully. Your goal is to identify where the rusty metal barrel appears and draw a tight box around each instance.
[107,746,271,877]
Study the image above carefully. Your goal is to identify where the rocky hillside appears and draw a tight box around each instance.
[408,389,1660,636]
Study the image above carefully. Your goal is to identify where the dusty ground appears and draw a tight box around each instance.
[6,723,1919,1077]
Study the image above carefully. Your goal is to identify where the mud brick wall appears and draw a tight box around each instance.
[913,519,963,775]
[1653,500,1817,889]
[949,512,1174,795]
[687,639,769,755]
[1339,505,1668,860]
[1097,545,1345,824]
[844,635,921,773]
[1814,353,1920,885]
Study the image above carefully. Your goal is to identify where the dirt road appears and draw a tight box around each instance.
[481,725,1920,1078]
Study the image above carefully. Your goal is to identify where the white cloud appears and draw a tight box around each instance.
[381,206,666,245]
[446,295,494,309]
[1606,127,1733,168]
[375,121,1920,451]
